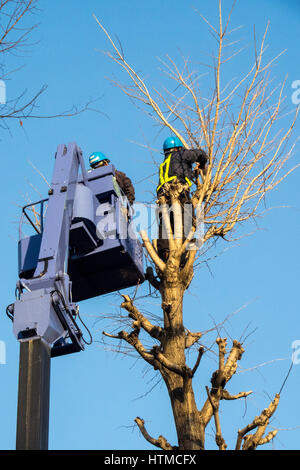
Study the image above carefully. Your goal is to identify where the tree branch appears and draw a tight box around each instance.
[221,389,253,400]
[121,294,163,341]
[235,393,280,450]
[140,230,166,272]
[145,266,161,291]
[152,345,191,377]
[205,385,227,450]
[135,417,175,450]
[200,338,245,428]
[191,346,205,376]
[103,329,159,369]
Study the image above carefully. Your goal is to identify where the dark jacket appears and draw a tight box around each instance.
[115,170,135,205]
[157,148,208,193]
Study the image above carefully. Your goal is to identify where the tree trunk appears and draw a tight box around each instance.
[160,271,204,450]
[164,371,205,450]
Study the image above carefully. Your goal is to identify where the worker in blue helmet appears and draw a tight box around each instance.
[89,152,110,169]
[157,136,208,195]
[89,152,135,205]
[156,136,208,263]
[163,136,183,152]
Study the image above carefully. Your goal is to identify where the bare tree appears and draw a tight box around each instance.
[96,1,298,450]
[0,0,98,133]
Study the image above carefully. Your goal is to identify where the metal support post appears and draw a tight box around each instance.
[16,338,51,450]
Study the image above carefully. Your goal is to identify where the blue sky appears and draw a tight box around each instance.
[1,0,300,450]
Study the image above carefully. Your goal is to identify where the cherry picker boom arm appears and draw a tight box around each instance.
[9,141,145,449]
[12,142,86,357]
[9,141,145,357]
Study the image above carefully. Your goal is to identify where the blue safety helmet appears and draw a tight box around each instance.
[89,152,110,168]
[163,136,183,152]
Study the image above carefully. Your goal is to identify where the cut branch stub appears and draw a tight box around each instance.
[236,393,280,450]
[135,417,175,450]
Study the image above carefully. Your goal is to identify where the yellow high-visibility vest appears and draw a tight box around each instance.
[157,153,192,193]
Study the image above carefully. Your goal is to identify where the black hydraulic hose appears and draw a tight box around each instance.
[5,304,14,321]
[77,312,93,345]
[50,290,92,346]
[54,289,92,344]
